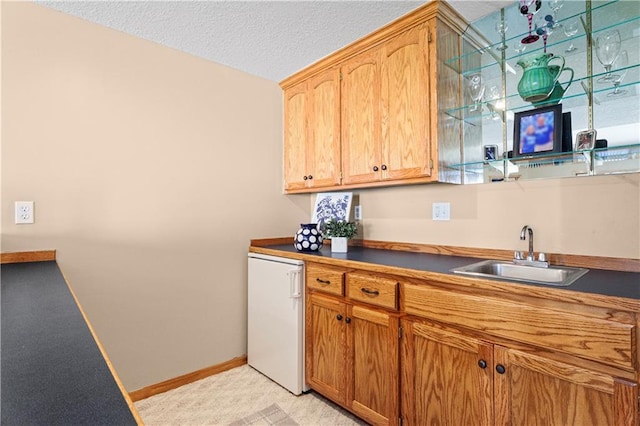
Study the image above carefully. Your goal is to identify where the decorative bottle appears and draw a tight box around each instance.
[293,223,323,252]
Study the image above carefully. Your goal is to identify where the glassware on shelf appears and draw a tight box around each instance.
[495,20,509,51]
[548,0,564,28]
[486,86,504,121]
[608,50,629,97]
[519,0,542,44]
[514,41,527,54]
[563,20,579,53]
[535,15,554,53]
[595,30,621,83]
[467,74,485,112]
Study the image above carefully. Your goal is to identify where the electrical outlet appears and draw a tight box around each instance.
[432,202,450,221]
[354,205,362,221]
[15,201,34,224]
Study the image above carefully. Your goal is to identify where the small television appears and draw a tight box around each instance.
[513,104,564,159]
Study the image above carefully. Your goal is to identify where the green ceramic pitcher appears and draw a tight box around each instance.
[532,65,574,107]
[517,52,566,103]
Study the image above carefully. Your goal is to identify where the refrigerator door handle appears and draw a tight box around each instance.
[289,270,302,298]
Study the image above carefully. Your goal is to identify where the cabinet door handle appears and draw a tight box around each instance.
[316,278,330,285]
[478,359,487,369]
[336,314,343,321]
[373,166,379,172]
[381,164,387,171]
[360,287,380,296]
[308,175,313,180]
[496,364,506,374]
[303,175,308,180]
[345,317,351,324]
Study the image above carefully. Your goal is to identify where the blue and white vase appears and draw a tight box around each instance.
[293,223,323,252]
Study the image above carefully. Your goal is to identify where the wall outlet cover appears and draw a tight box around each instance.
[432,202,450,221]
[15,201,34,224]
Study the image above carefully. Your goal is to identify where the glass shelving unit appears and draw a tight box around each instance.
[445,0,640,184]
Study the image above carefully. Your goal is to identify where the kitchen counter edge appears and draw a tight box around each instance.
[249,239,640,311]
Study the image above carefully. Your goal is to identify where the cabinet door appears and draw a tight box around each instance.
[283,83,309,191]
[341,48,382,185]
[494,346,639,426]
[306,293,348,404]
[381,23,432,181]
[348,305,399,426]
[401,319,493,425]
[307,69,342,189]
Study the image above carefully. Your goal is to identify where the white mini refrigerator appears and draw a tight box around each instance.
[247,253,307,395]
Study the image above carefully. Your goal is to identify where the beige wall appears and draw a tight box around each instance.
[2,1,638,394]
[354,174,639,259]
[1,2,311,391]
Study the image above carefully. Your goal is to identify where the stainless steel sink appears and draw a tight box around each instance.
[450,260,589,287]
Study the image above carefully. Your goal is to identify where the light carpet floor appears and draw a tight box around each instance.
[135,365,368,425]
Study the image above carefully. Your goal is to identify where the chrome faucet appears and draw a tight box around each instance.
[520,225,535,261]
[514,225,548,267]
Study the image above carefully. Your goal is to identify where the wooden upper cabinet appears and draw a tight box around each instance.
[283,68,341,192]
[381,23,431,181]
[281,1,466,192]
[308,70,341,188]
[283,84,309,192]
[341,48,382,185]
[342,23,432,185]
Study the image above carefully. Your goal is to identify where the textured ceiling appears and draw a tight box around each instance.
[36,1,509,82]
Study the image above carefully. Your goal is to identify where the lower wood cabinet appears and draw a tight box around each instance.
[304,262,639,425]
[305,293,347,403]
[494,345,638,425]
[400,319,493,425]
[306,292,400,425]
[349,305,399,425]
[401,318,639,426]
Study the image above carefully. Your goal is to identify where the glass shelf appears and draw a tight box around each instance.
[448,0,640,184]
[446,144,640,183]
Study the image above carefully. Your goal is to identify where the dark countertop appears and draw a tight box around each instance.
[1,261,138,426]
[257,244,640,301]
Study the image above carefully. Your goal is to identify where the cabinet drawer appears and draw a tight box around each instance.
[347,272,398,310]
[404,283,636,371]
[306,263,345,296]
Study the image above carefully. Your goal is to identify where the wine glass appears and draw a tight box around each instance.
[514,41,527,54]
[608,50,628,97]
[595,30,621,83]
[486,86,503,120]
[519,0,542,44]
[563,20,579,53]
[548,0,564,28]
[467,74,485,112]
[535,16,554,53]
[495,20,509,51]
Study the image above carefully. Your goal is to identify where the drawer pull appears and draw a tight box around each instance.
[316,278,331,285]
[361,287,380,296]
